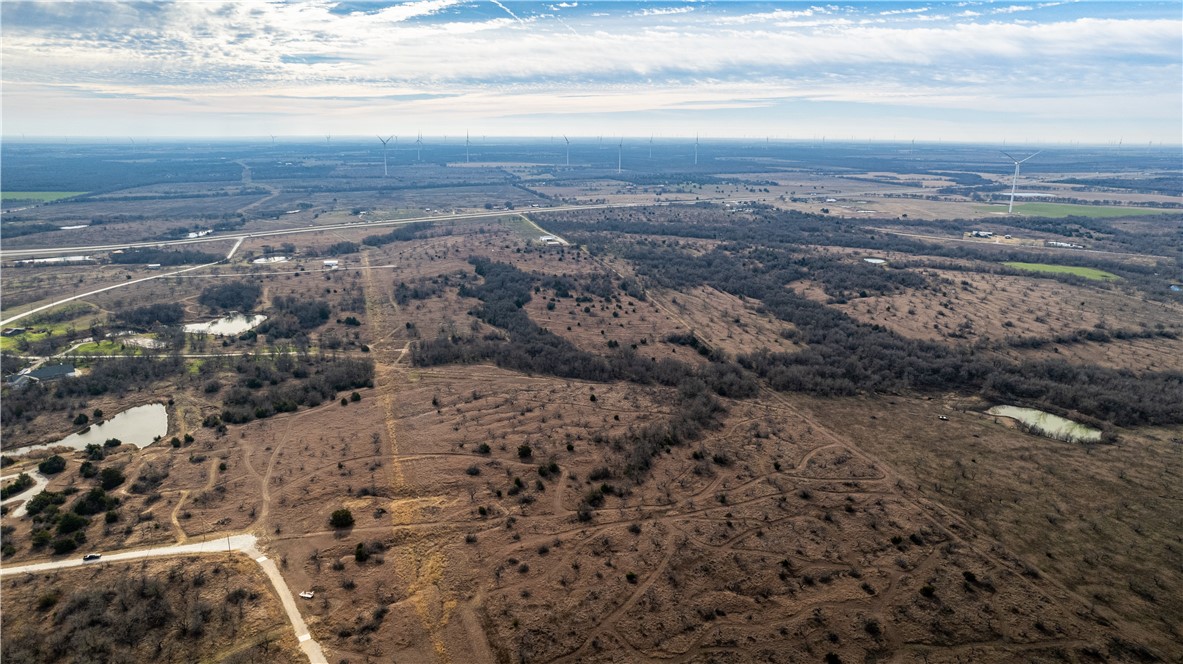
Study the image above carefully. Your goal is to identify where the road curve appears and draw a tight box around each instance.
[0,533,328,664]
[0,471,50,518]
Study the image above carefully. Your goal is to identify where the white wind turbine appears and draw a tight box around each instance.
[693,134,699,165]
[377,135,393,176]
[415,132,423,161]
[563,135,570,166]
[1001,151,1041,214]
[617,138,623,173]
[465,131,471,163]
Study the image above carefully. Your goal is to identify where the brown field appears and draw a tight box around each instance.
[797,393,1183,657]
[3,212,1180,663]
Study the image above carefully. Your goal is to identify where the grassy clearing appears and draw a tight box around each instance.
[1,191,86,202]
[977,202,1161,218]
[67,340,138,355]
[1003,262,1119,281]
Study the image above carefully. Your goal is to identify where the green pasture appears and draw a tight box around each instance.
[1003,262,1119,281]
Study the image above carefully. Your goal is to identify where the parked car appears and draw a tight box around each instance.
[298,591,314,599]
[82,553,101,561]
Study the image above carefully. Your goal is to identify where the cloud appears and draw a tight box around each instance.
[0,1,1178,141]
[636,7,695,17]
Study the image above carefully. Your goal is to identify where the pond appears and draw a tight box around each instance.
[13,403,168,455]
[184,313,267,336]
[986,405,1101,443]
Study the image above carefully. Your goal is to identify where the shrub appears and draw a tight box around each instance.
[38,455,67,475]
[330,508,355,529]
[517,444,533,459]
[57,511,89,534]
[73,413,89,426]
[99,467,125,490]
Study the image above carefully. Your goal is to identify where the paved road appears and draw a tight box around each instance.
[0,533,328,663]
[0,470,50,518]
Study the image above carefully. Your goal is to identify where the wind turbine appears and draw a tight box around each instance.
[270,134,276,146]
[378,135,393,176]
[465,131,471,163]
[617,138,623,174]
[1001,151,1041,214]
[649,135,653,159]
[694,134,699,166]
[415,132,422,162]
[563,135,570,166]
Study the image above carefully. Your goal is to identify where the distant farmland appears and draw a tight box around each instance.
[979,202,1163,218]
[1003,261,1120,281]
[1,191,86,202]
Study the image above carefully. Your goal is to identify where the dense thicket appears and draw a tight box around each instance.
[217,353,374,424]
[109,248,221,266]
[2,356,185,437]
[257,296,331,338]
[114,303,184,328]
[362,225,427,247]
[198,281,261,312]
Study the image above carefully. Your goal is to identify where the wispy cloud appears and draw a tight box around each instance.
[0,0,1178,142]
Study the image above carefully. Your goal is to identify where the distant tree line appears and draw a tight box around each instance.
[109,248,221,266]
[362,224,436,247]
[113,303,185,328]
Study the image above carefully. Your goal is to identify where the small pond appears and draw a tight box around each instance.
[987,405,1101,443]
[184,313,267,336]
[14,404,168,455]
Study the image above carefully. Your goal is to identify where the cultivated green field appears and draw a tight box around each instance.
[977,202,1161,218]
[1003,261,1120,281]
[1,191,86,202]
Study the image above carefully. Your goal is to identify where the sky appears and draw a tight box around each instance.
[2,1,1181,143]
